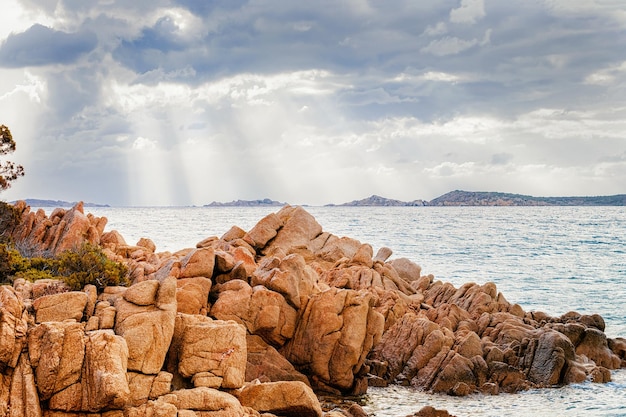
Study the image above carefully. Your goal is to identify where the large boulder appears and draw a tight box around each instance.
[313,235,362,263]
[81,330,130,411]
[113,276,177,374]
[127,371,173,407]
[526,330,575,386]
[211,280,298,347]
[179,247,215,279]
[246,334,310,385]
[48,330,130,412]
[369,313,445,383]
[252,206,323,257]
[32,291,88,323]
[167,314,247,390]
[179,317,247,389]
[246,212,282,249]
[162,387,245,415]
[252,254,320,309]
[176,276,212,315]
[7,353,42,417]
[389,258,422,283]
[281,288,384,393]
[0,286,28,371]
[236,381,322,417]
[575,327,622,369]
[27,321,85,400]
[609,337,626,367]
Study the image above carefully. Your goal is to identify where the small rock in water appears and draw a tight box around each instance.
[407,405,457,417]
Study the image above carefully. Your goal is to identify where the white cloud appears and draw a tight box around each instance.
[544,0,626,27]
[424,161,477,177]
[450,0,485,24]
[424,22,448,36]
[584,61,626,85]
[390,70,465,84]
[421,36,479,56]
[107,69,340,115]
[132,136,158,150]
[0,0,55,41]
[420,28,491,56]
[0,71,45,103]
[292,21,313,32]
[421,71,462,83]
[161,8,205,41]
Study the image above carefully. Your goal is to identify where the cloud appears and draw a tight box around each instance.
[584,61,626,85]
[1,1,626,205]
[0,24,97,67]
[491,153,513,165]
[421,71,463,82]
[172,0,248,16]
[0,71,44,103]
[132,137,158,150]
[421,36,480,56]
[424,22,448,36]
[420,29,490,56]
[450,0,486,24]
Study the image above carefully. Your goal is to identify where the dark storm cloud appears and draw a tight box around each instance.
[111,1,461,79]
[104,0,626,122]
[0,24,97,67]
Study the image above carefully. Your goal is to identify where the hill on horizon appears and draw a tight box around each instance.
[204,198,287,207]
[10,190,626,208]
[327,195,427,207]
[9,199,110,208]
[335,191,626,207]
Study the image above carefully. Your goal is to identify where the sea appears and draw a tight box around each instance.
[41,205,626,417]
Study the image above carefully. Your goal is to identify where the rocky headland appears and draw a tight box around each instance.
[328,195,427,207]
[334,191,626,207]
[1,201,625,416]
[204,199,287,208]
[426,190,626,206]
[9,199,110,208]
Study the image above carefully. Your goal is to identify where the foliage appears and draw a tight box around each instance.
[0,242,128,291]
[0,201,20,243]
[0,125,25,191]
[55,243,129,290]
[0,243,14,280]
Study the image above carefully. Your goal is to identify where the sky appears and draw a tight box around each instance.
[0,0,625,206]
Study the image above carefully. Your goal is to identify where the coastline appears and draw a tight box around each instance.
[1,200,624,414]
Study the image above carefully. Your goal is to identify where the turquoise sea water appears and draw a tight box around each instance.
[58,205,626,417]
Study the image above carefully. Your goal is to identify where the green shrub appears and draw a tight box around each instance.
[14,268,57,282]
[55,243,128,291]
[0,201,20,244]
[0,243,13,282]
[1,241,128,291]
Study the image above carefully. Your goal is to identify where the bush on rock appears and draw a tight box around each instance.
[0,241,128,291]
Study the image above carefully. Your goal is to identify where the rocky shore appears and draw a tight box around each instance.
[1,201,625,416]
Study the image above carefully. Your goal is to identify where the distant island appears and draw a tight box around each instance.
[332,190,626,207]
[427,190,626,206]
[327,195,427,207]
[13,191,626,208]
[11,199,110,208]
[204,198,287,207]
